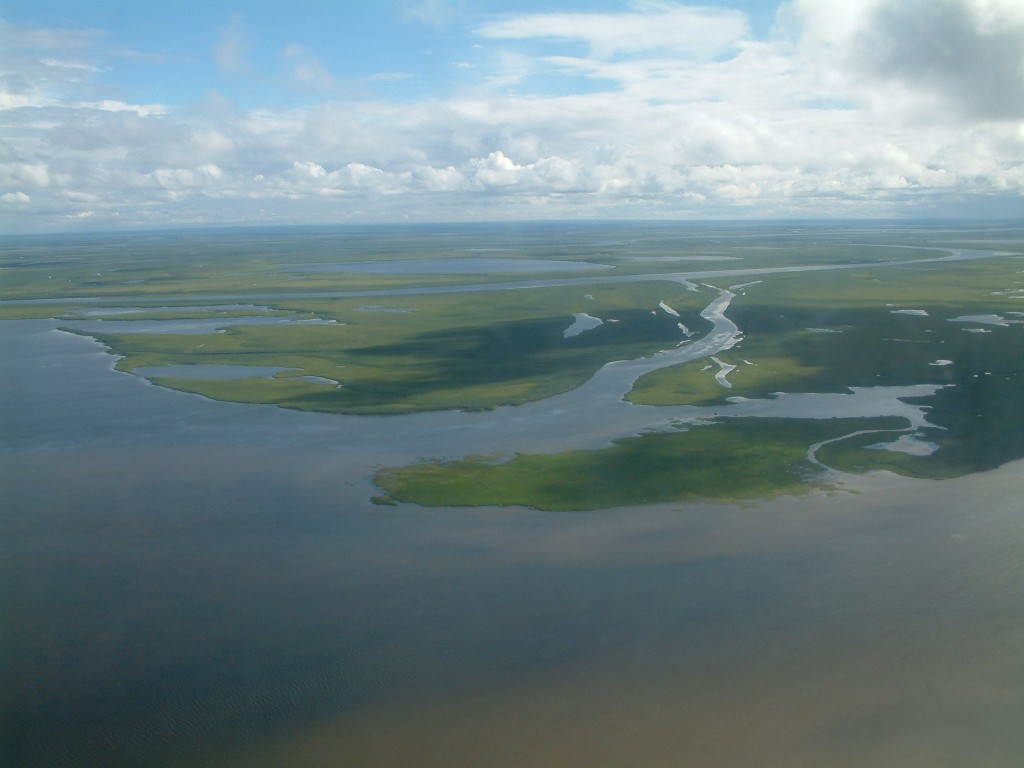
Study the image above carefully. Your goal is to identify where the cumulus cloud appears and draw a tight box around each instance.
[854,0,1024,120]
[785,0,1024,121]
[478,2,749,59]
[2,3,1022,230]
[285,161,405,196]
[0,162,53,188]
[153,164,224,190]
[469,151,583,193]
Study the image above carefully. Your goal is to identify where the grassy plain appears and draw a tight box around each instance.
[375,417,908,510]
[627,251,1024,481]
[631,259,1023,405]
[81,283,707,413]
[4,221,1023,508]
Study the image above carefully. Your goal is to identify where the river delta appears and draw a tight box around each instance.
[2,221,1023,766]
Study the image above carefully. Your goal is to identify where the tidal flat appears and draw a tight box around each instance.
[2,221,1024,766]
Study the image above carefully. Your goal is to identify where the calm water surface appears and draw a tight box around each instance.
[2,313,1023,767]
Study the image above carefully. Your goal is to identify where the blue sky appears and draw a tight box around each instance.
[2,0,1022,231]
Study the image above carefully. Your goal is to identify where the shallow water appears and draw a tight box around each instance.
[62,304,277,317]
[285,257,614,274]
[562,312,603,338]
[2,315,939,462]
[61,315,336,334]
[2,234,1023,766]
[3,439,1022,768]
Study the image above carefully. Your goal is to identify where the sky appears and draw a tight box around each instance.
[1,0,1023,232]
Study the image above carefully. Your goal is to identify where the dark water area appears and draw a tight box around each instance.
[3,313,1024,766]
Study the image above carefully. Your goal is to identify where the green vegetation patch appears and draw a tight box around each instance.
[629,351,820,406]
[0,233,525,301]
[149,375,339,405]
[9,223,1024,491]
[631,256,1024,406]
[0,304,92,320]
[816,429,954,480]
[629,252,1024,478]
[76,281,709,414]
[375,417,907,511]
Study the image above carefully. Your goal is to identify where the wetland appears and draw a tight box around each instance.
[2,221,1023,766]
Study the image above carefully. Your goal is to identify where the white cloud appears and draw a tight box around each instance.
[0,21,167,122]
[0,92,37,109]
[0,21,108,109]
[2,5,1022,230]
[402,0,463,27]
[75,100,168,117]
[406,164,467,192]
[1,162,52,188]
[281,44,336,91]
[216,14,251,76]
[784,0,1024,121]
[284,160,406,196]
[477,2,749,59]
[858,0,1024,120]
[39,59,104,75]
[1,23,106,54]
[153,164,225,190]
[469,151,583,192]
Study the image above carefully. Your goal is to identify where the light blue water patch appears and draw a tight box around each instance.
[866,433,940,456]
[627,255,742,262]
[948,314,1019,327]
[284,258,614,275]
[563,313,604,338]
[63,304,274,317]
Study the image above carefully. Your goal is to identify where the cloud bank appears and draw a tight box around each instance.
[1,0,1022,231]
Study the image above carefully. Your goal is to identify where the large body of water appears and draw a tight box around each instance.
[2,230,1023,766]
